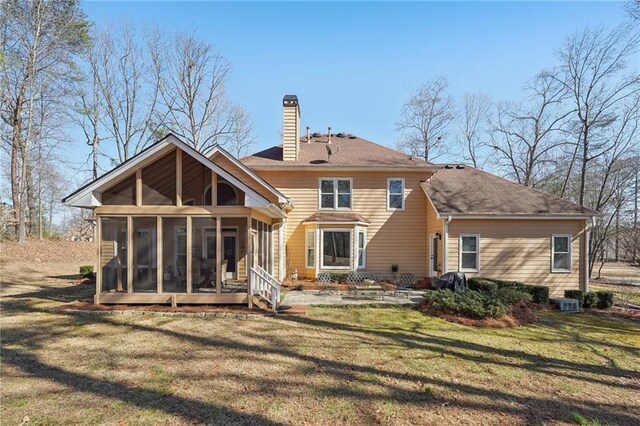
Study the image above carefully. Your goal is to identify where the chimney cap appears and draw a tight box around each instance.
[282,94,298,106]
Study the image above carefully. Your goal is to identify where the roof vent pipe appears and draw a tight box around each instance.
[327,127,332,144]
[306,126,311,143]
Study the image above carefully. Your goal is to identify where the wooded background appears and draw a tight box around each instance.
[1,0,638,274]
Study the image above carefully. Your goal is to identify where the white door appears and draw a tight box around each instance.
[429,235,439,278]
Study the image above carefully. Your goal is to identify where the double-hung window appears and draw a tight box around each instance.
[387,178,405,210]
[552,234,571,272]
[306,230,315,268]
[357,229,367,269]
[320,178,352,210]
[460,234,480,272]
[321,230,352,269]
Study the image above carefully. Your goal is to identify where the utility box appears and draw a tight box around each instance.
[551,298,580,312]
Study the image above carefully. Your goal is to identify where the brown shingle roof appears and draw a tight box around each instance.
[241,134,433,168]
[303,212,370,224]
[422,166,598,217]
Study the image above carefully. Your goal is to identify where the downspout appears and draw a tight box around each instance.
[584,217,595,292]
[442,216,452,274]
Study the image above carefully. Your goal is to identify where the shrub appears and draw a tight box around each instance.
[424,289,508,319]
[595,291,614,309]
[527,285,550,304]
[468,278,499,295]
[582,291,598,308]
[79,265,94,279]
[564,290,584,306]
[329,273,349,283]
[496,287,532,305]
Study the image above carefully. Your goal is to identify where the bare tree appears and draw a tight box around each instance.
[91,23,162,164]
[395,77,454,162]
[555,24,640,205]
[0,0,89,242]
[456,92,490,167]
[154,33,236,152]
[226,105,256,158]
[489,71,572,187]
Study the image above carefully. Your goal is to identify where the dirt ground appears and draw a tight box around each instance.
[2,240,640,425]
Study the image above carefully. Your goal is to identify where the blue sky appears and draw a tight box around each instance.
[75,1,629,174]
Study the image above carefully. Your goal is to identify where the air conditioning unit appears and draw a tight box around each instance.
[551,298,580,312]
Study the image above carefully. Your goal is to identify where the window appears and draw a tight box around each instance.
[387,178,405,210]
[306,230,315,268]
[319,178,352,210]
[321,230,352,269]
[460,234,480,272]
[552,234,571,272]
[357,229,366,269]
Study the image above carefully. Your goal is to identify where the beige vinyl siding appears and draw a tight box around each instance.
[426,199,444,277]
[447,219,586,296]
[256,170,433,280]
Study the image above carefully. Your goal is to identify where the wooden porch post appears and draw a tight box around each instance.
[135,170,142,207]
[95,216,102,304]
[127,216,133,293]
[216,216,222,294]
[186,216,192,293]
[247,216,253,309]
[176,149,183,207]
[157,216,163,294]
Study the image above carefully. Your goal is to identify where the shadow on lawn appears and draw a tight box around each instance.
[2,282,640,425]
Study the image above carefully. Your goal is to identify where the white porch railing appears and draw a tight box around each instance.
[249,265,281,312]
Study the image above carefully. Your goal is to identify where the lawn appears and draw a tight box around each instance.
[1,252,639,425]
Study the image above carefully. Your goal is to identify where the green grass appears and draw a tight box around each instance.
[1,262,639,426]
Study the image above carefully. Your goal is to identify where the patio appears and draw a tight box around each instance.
[281,289,425,306]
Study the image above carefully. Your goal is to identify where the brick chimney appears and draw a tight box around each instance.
[282,95,300,162]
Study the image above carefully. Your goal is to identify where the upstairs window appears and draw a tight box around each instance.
[387,178,405,210]
[552,234,571,272]
[319,178,352,210]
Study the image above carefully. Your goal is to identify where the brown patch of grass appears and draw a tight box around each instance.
[2,242,639,425]
[54,301,272,315]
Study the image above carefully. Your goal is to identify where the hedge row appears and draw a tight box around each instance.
[564,290,614,309]
[468,277,549,304]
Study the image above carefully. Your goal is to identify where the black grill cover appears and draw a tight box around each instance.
[436,272,468,292]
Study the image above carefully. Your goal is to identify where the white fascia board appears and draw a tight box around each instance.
[445,214,597,220]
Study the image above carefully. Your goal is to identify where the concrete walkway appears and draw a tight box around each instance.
[281,289,425,306]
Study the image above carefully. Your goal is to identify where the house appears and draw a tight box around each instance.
[63,95,598,309]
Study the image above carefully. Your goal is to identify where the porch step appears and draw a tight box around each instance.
[252,296,270,311]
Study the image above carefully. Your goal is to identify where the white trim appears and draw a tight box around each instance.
[551,234,572,273]
[63,135,284,216]
[357,228,367,269]
[429,234,439,277]
[305,228,315,269]
[314,224,320,274]
[320,228,353,270]
[302,221,370,227]
[386,177,405,211]
[318,177,353,211]
[459,233,480,273]
[248,165,440,172]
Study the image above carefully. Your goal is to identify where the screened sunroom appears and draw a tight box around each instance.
[63,135,288,308]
